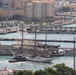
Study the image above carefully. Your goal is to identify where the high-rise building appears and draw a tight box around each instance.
[24,0,55,20]
[33,1,42,20]
[25,3,33,19]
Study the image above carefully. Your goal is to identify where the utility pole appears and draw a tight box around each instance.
[73,37,75,75]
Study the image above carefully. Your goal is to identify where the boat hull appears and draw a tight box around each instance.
[26,57,53,63]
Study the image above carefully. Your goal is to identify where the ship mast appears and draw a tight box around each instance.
[45,26,47,54]
[21,23,24,54]
[34,22,37,53]
[73,37,75,75]
[45,22,48,54]
[45,33,47,53]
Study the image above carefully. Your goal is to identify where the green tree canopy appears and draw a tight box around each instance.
[9,14,23,20]
[53,63,75,75]
[0,15,5,21]
[59,6,70,12]
[15,70,24,75]
[13,63,76,75]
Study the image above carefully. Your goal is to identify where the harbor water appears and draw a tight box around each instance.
[0,56,75,71]
[0,32,76,48]
[0,23,76,71]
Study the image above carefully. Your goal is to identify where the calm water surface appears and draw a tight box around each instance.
[0,32,76,48]
[0,56,75,71]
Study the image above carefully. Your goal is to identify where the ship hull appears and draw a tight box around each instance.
[26,57,53,63]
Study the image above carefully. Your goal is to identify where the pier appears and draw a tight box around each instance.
[27,26,76,34]
[0,38,76,43]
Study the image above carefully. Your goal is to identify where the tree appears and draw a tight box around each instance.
[53,63,76,75]
[34,70,48,75]
[59,6,70,12]
[24,70,33,75]
[16,71,24,75]
[14,70,33,75]
[0,15,5,21]
[9,14,23,20]
[44,67,59,75]
[13,63,76,75]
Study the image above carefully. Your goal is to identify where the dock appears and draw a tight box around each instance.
[0,38,75,43]
[27,26,76,34]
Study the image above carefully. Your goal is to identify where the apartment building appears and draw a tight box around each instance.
[0,0,27,17]
[0,0,32,9]
[0,9,24,17]
[24,0,55,20]
[0,0,55,18]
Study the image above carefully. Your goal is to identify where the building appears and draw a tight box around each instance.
[24,0,55,20]
[0,0,28,17]
[0,0,54,18]
[55,0,70,11]
[0,66,13,75]
[0,9,24,17]
[33,1,42,20]
[0,0,32,9]
[0,9,7,16]
[70,0,76,3]
[8,0,32,9]
[66,3,76,12]
[25,3,33,19]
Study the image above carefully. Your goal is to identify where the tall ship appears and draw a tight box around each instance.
[25,25,53,63]
[9,23,62,63]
